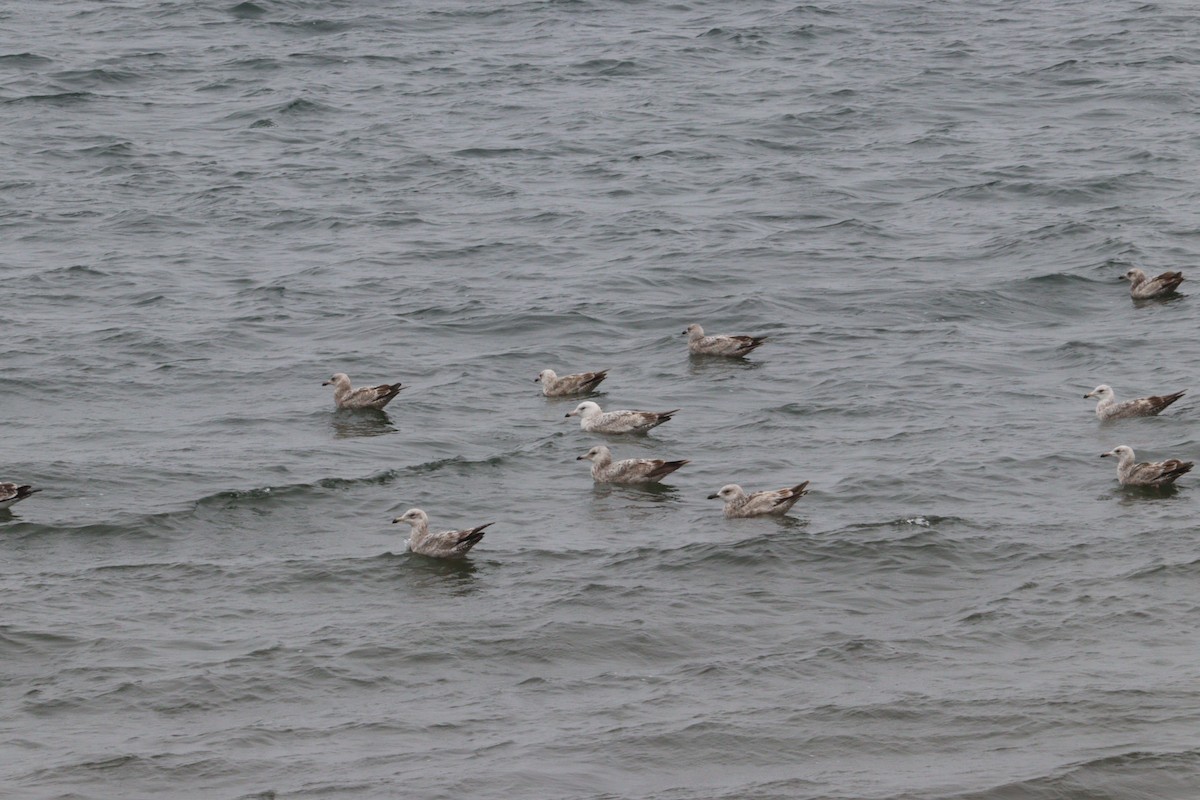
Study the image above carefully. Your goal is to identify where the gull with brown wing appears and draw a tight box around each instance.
[535,368,608,397]
[708,481,810,517]
[1084,384,1185,420]
[1122,268,1184,299]
[323,372,404,410]
[565,401,676,434]
[391,508,494,558]
[1100,445,1192,487]
[576,445,688,485]
[682,323,767,357]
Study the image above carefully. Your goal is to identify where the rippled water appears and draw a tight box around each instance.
[4,1,1200,798]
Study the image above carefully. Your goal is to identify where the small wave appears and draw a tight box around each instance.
[228,1,267,19]
[0,53,53,65]
[937,747,1200,800]
[570,58,642,76]
[4,91,93,105]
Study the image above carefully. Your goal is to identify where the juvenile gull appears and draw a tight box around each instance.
[565,400,677,434]
[576,445,688,485]
[1084,384,1185,420]
[0,482,40,510]
[535,368,608,397]
[682,323,767,357]
[1122,268,1184,299]
[323,372,404,410]
[708,482,810,517]
[391,508,494,558]
[1100,445,1193,487]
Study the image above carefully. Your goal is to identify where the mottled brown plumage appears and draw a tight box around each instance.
[535,368,608,397]
[707,481,809,517]
[683,323,767,357]
[391,508,493,558]
[576,445,688,485]
[1084,384,1185,420]
[0,482,40,510]
[565,401,677,434]
[1123,268,1184,299]
[323,372,404,410]
[1101,445,1193,487]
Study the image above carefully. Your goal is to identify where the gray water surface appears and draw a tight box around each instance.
[3,1,1200,798]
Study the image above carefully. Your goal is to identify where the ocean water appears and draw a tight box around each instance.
[3,1,1200,797]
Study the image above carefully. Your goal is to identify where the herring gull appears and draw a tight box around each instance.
[323,372,404,410]
[1122,268,1184,299]
[391,508,494,558]
[0,482,40,510]
[708,482,809,517]
[1100,445,1193,487]
[576,445,688,485]
[1084,384,1185,420]
[535,368,608,397]
[682,323,767,357]
[565,400,676,434]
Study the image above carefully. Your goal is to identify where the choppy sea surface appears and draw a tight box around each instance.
[3,1,1200,798]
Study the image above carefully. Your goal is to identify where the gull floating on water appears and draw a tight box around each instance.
[1100,445,1193,487]
[576,445,688,485]
[0,482,40,510]
[1122,268,1184,299]
[323,372,404,410]
[1084,384,1185,420]
[535,368,608,397]
[565,400,677,434]
[391,508,494,558]
[682,323,767,357]
[708,482,809,517]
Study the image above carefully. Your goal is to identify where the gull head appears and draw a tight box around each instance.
[566,401,601,419]
[577,445,611,462]
[392,508,428,526]
[1101,445,1135,461]
[682,323,704,339]
[534,369,556,384]
[1122,268,1146,283]
[707,484,744,501]
[323,372,350,388]
[1085,384,1113,401]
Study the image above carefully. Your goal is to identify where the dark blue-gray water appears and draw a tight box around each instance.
[3,1,1200,798]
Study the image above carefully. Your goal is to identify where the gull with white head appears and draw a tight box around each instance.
[1122,268,1184,300]
[323,372,404,410]
[535,368,608,397]
[708,481,810,517]
[576,445,688,485]
[1100,445,1193,487]
[565,401,677,434]
[682,323,767,357]
[1084,384,1185,420]
[391,508,494,558]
